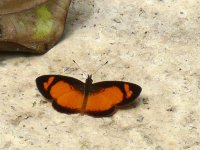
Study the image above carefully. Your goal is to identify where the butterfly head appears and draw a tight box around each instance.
[86,74,93,84]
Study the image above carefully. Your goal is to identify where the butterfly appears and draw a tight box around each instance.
[36,74,142,117]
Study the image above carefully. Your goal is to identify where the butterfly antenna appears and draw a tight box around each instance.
[72,60,87,76]
[92,61,108,75]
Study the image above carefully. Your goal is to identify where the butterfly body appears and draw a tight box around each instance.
[81,75,93,114]
[36,75,142,117]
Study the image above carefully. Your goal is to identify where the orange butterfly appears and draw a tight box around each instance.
[36,75,142,117]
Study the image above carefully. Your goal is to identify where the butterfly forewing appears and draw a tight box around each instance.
[84,81,142,116]
[36,75,85,112]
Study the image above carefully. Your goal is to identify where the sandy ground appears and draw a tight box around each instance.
[0,0,200,149]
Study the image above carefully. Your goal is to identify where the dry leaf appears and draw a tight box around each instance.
[0,0,71,53]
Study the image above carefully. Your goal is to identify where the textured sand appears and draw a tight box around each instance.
[0,0,200,149]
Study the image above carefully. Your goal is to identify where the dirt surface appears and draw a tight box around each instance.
[0,0,200,149]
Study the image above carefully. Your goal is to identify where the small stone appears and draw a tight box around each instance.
[113,18,122,23]
[137,115,144,122]
[166,106,176,112]
[155,145,163,150]
[142,98,149,104]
